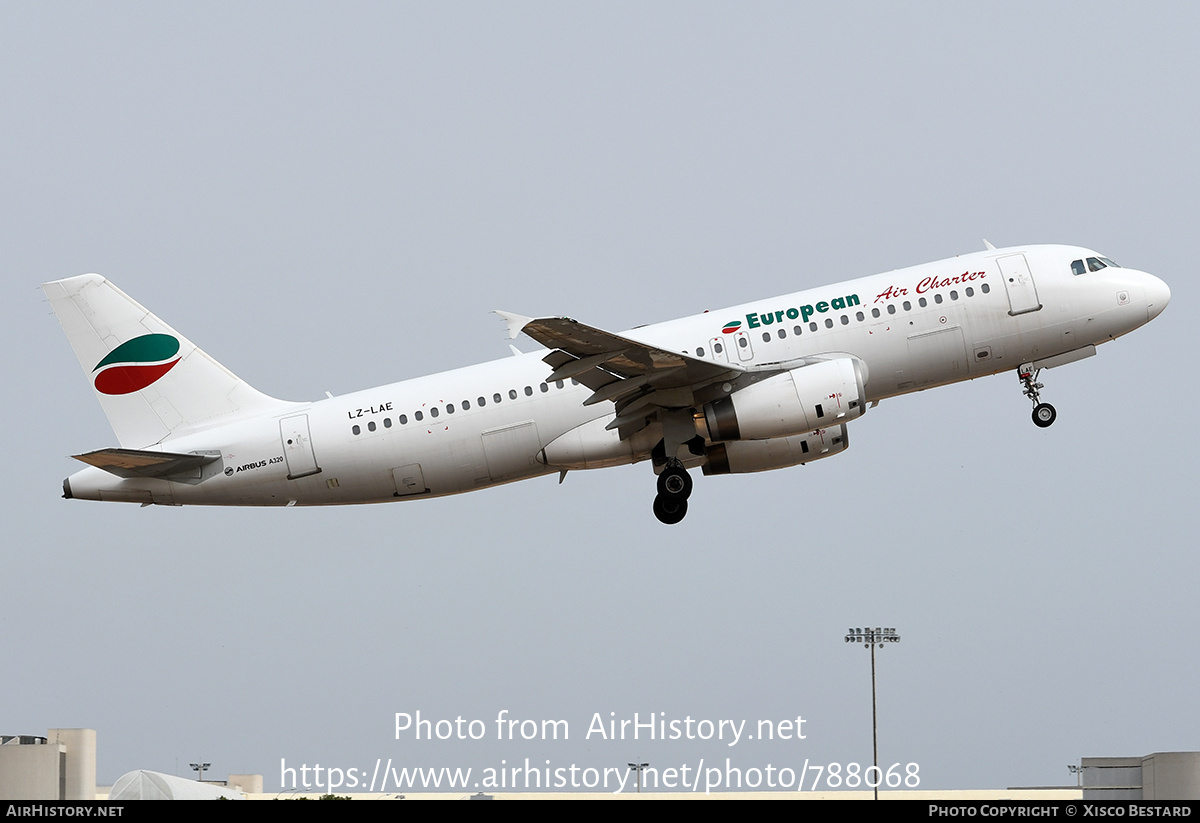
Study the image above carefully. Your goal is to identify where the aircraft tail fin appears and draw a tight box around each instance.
[42,274,292,448]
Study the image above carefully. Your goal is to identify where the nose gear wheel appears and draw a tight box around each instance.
[1018,364,1057,428]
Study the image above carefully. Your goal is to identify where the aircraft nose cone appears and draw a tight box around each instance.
[1146,274,1171,320]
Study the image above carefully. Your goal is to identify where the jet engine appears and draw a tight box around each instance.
[702,357,867,442]
[702,425,848,475]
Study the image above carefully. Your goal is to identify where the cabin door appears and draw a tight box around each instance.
[280,414,321,479]
[996,254,1042,315]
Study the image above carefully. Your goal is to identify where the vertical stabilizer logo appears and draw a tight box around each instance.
[92,334,181,395]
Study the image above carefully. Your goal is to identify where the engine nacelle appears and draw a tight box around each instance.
[703,357,867,442]
[702,425,849,475]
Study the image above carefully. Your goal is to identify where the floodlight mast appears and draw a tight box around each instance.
[628,761,649,793]
[845,627,900,800]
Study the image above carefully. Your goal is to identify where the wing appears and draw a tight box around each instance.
[500,313,745,440]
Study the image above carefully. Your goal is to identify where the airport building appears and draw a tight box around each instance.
[1,729,1197,799]
[0,730,95,801]
[1077,753,1200,800]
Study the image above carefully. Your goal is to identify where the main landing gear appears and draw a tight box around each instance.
[653,459,693,525]
[1018,363,1057,428]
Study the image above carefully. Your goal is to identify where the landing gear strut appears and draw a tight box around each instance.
[1019,364,1057,428]
[653,459,693,525]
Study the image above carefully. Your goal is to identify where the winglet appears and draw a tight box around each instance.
[983,239,996,251]
[494,310,533,340]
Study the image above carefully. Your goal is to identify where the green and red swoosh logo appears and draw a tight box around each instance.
[92,334,181,395]
[721,320,741,334]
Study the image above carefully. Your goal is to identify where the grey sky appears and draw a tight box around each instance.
[2,2,1194,792]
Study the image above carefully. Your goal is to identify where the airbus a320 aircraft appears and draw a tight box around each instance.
[44,243,1169,524]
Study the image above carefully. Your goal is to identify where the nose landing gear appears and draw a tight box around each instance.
[653,459,693,525]
[1019,364,1057,428]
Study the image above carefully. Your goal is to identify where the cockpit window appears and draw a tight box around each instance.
[1073,256,1122,276]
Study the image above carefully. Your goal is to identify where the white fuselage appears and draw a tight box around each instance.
[61,244,1169,507]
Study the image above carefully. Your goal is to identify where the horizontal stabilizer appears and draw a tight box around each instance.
[72,448,220,479]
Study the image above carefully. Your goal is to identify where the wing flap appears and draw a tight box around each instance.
[583,373,654,406]
[545,349,630,383]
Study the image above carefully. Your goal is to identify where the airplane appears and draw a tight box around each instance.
[43,242,1169,524]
